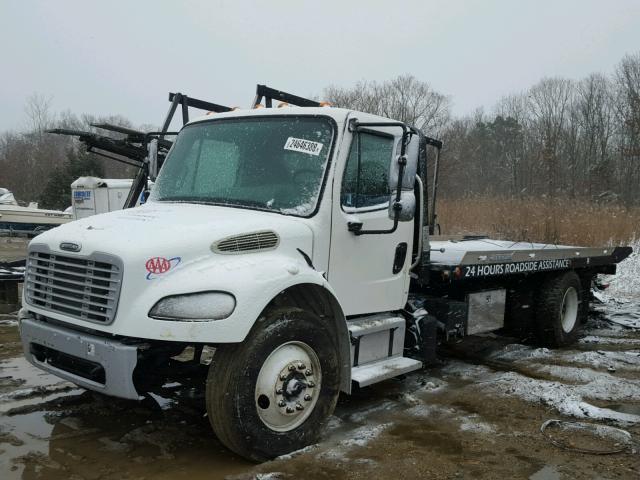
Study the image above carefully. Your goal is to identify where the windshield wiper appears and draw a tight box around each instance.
[158,196,274,209]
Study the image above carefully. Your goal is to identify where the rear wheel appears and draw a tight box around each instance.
[535,271,585,347]
[206,307,340,461]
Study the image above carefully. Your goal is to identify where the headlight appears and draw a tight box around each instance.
[149,291,236,321]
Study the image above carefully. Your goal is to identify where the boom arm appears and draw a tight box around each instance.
[48,92,233,208]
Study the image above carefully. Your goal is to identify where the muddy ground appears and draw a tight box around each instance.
[1,240,639,479]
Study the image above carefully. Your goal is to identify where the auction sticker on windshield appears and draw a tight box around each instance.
[284,137,324,156]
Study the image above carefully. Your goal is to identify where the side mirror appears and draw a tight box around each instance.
[388,134,418,221]
[388,134,418,190]
[388,190,416,221]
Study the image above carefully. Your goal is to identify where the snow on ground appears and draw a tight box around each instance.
[340,423,391,448]
[450,311,640,426]
[604,237,640,302]
[483,371,640,425]
[579,334,640,345]
[458,414,496,434]
[551,349,640,371]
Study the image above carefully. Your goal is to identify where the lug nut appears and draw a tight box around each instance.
[297,363,306,370]
[304,394,312,401]
[278,400,286,407]
[295,403,304,411]
[279,374,287,381]
[305,370,312,376]
[288,365,296,372]
[276,388,283,395]
[286,406,295,413]
[307,381,315,388]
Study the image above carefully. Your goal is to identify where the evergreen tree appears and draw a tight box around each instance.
[39,147,104,210]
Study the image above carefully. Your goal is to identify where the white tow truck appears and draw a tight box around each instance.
[19,86,632,461]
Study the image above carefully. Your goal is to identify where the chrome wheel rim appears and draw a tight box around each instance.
[560,287,579,333]
[254,341,321,432]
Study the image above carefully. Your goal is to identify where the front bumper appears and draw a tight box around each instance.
[19,312,142,400]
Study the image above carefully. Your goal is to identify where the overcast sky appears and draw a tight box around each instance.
[1,0,639,132]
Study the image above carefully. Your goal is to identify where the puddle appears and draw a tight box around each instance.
[1,390,254,480]
[599,403,640,416]
[541,419,634,455]
[0,357,72,393]
[529,465,561,480]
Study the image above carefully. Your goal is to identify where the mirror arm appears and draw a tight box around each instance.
[411,175,425,270]
[428,141,443,235]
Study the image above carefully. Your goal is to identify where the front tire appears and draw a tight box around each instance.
[206,307,340,461]
[535,271,585,347]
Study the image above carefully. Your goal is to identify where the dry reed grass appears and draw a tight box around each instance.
[436,197,639,246]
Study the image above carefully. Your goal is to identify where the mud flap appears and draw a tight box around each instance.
[419,315,439,366]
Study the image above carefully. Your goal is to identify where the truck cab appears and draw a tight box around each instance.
[18,91,631,461]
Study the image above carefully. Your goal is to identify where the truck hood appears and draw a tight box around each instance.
[31,202,314,263]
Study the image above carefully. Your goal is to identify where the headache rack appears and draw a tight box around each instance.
[252,84,322,108]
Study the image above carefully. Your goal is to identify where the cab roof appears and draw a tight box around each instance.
[185,106,399,128]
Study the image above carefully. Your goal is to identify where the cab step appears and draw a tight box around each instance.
[351,356,423,387]
[347,313,422,388]
[348,314,405,367]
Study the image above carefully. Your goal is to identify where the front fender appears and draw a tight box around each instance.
[116,252,334,343]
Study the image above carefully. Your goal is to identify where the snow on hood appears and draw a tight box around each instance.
[30,202,313,262]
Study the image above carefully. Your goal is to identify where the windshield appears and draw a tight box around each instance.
[150,116,334,216]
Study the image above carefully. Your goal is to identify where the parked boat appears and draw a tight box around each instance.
[0,188,72,235]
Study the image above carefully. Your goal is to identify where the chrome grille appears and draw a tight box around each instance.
[213,231,279,254]
[25,248,123,324]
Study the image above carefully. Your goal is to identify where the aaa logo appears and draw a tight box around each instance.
[145,256,181,280]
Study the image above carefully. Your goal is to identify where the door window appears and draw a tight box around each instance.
[341,132,394,209]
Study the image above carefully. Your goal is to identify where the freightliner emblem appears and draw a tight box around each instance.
[59,242,82,253]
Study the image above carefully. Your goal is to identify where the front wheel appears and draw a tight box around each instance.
[206,308,341,461]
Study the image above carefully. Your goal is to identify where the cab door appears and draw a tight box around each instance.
[327,126,414,316]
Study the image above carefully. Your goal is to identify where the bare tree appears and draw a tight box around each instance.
[324,75,451,135]
[573,73,615,197]
[613,53,640,204]
[24,93,54,135]
[527,77,574,196]
[0,95,138,203]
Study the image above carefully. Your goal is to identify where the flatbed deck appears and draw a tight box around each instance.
[425,237,632,280]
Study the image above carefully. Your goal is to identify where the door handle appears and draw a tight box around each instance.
[347,221,363,233]
[393,242,408,273]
